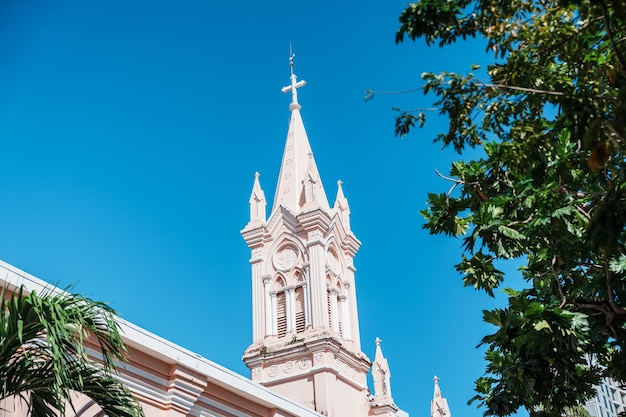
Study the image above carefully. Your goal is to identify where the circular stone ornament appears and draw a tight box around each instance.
[273,245,299,271]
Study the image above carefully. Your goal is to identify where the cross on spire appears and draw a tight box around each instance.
[281,47,307,111]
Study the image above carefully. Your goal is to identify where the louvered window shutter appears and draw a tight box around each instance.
[295,287,305,333]
[276,292,287,337]
[337,298,343,337]
[327,290,332,329]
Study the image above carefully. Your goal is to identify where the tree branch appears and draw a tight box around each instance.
[602,249,626,316]
[573,204,591,221]
[368,81,619,104]
[435,169,463,184]
[507,214,534,227]
[435,169,464,203]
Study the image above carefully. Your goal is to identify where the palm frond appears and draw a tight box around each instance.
[0,285,144,417]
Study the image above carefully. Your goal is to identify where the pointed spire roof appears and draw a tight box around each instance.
[431,376,452,417]
[372,337,393,400]
[272,52,330,214]
[248,172,266,225]
[333,180,351,229]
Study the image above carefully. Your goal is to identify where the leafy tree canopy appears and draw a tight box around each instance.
[387,0,626,416]
[0,285,145,417]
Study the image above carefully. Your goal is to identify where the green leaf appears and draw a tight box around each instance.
[498,225,526,241]
[534,320,552,332]
[17,318,23,343]
[609,254,626,274]
[483,309,503,327]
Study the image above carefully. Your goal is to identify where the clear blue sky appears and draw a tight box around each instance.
[0,2,526,416]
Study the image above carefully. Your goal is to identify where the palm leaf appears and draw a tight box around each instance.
[0,285,144,417]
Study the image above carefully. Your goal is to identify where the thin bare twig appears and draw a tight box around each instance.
[573,204,591,220]
[435,169,463,184]
[435,169,463,199]
[397,107,440,113]
[602,248,626,315]
[507,214,534,226]
[368,80,619,103]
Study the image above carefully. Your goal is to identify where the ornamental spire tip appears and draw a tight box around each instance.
[281,45,306,111]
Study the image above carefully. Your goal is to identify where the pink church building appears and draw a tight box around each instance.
[0,59,452,417]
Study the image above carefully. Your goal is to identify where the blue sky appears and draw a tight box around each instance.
[0,2,526,416]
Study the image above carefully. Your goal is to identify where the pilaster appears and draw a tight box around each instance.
[166,365,208,417]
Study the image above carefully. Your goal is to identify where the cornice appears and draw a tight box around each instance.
[243,331,371,369]
[243,333,372,392]
[241,225,267,248]
[267,206,303,237]
[297,208,332,233]
[341,234,362,258]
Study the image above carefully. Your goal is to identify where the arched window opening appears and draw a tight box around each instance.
[336,281,344,337]
[326,280,349,338]
[295,286,305,333]
[293,269,305,284]
[274,276,286,290]
[327,289,333,329]
[276,291,287,337]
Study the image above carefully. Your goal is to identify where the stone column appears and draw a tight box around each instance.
[330,289,339,334]
[306,229,326,328]
[303,282,311,328]
[251,254,264,342]
[263,275,271,338]
[345,258,361,349]
[286,288,295,332]
[269,293,277,336]
[339,294,351,340]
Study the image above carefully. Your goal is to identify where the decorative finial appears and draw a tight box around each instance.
[375,337,381,346]
[281,45,307,111]
[434,375,439,385]
[289,42,295,76]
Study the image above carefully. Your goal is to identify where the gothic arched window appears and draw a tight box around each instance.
[271,272,308,338]
[326,278,333,330]
[326,278,349,338]
[272,276,287,338]
[336,282,344,337]
[294,286,305,333]
[276,291,287,337]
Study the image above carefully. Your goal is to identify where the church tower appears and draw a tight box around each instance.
[241,55,372,416]
[431,376,451,417]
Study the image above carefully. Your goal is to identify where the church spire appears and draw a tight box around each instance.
[431,376,452,417]
[272,52,329,214]
[370,337,398,414]
[372,338,393,398]
[333,180,351,230]
[248,172,266,225]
